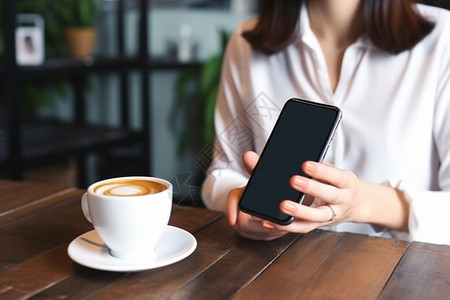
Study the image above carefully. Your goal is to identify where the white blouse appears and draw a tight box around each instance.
[201,4,450,245]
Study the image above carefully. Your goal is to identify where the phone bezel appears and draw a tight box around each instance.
[238,98,342,225]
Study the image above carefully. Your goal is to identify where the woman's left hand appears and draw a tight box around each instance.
[262,160,365,233]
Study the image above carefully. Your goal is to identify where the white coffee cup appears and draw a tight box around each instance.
[81,176,172,260]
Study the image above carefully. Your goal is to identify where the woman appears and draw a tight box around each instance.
[201,0,450,244]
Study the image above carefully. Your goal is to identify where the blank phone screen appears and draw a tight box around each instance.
[239,98,341,224]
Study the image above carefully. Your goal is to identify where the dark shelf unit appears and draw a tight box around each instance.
[0,0,153,187]
[2,56,202,81]
[0,120,143,165]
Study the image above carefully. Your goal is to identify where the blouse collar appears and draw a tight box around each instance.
[297,1,373,51]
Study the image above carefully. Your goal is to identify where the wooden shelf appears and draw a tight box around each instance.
[0,119,143,168]
[0,56,202,79]
[16,57,142,80]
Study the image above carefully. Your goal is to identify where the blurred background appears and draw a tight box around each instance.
[0,0,448,206]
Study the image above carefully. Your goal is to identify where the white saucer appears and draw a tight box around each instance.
[67,226,197,272]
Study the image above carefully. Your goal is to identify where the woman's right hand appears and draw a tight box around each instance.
[226,151,289,240]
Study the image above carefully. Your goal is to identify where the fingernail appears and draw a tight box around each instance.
[304,162,317,173]
[281,201,297,214]
[293,177,307,189]
[263,222,275,229]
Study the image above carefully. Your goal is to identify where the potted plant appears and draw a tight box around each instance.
[51,0,102,58]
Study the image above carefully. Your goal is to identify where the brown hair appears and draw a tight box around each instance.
[243,0,435,54]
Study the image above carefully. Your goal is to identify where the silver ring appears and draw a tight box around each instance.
[327,204,337,222]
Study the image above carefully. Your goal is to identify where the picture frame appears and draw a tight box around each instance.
[15,14,45,66]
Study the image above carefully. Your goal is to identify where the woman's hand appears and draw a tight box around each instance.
[227,151,408,240]
[262,160,409,233]
[262,160,364,233]
[226,151,289,240]
[226,151,362,239]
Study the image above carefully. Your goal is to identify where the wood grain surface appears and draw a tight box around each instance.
[1,180,449,299]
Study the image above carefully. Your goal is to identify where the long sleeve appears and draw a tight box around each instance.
[401,17,450,244]
[201,23,254,212]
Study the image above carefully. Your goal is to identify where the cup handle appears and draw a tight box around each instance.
[81,193,92,223]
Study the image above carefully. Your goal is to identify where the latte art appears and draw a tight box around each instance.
[94,179,166,196]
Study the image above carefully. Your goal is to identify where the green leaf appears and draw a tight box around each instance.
[200,55,221,99]
[203,84,219,145]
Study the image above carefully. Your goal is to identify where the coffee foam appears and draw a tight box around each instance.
[94,179,166,197]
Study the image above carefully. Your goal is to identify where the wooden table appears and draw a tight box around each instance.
[1,179,449,299]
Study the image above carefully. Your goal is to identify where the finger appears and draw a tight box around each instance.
[280,200,337,223]
[242,151,259,175]
[263,204,338,234]
[226,188,243,227]
[290,175,340,204]
[302,161,357,189]
[263,219,321,234]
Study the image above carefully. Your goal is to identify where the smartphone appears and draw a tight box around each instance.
[238,98,342,225]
